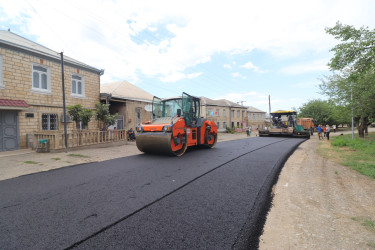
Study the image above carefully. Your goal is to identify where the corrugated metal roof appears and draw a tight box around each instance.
[0,30,103,74]
[101,81,153,102]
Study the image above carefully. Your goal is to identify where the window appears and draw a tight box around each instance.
[231,110,234,118]
[32,64,50,92]
[71,74,85,97]
[216,109,220,117]
[223,109,226,117]
[0,55,3,88]
[237,110,240,118]
[76,121,88,130]
[207,109,213,116]
[242,111,245,118]
[217,122,220,129]
[136,108,141,125]
[42,114,58,131]
[223,122,226,128]
[237,122,240,127]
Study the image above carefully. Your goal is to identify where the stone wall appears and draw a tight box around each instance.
[0,46,101,148]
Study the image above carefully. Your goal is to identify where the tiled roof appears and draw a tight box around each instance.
[101,81,153,102]
[0,30,103,74]
[0,99,30,107]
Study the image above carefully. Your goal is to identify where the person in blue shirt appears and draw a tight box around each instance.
[317,124,323,140]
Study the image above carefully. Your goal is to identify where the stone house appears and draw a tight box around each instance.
[100,81,153,131]
[0,30,103,152]
[247,106,268,129]
[200,97,248,132]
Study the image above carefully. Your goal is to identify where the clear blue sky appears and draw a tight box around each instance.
[1,0,374,112]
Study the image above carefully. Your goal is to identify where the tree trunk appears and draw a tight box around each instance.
[357,116,367,138]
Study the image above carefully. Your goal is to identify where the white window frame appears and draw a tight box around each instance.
[42,113,58,131]
[0,55,4,88]
[71,74,85,98]
[32,64,51,93]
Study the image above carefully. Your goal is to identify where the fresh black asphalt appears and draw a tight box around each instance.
[0,137,305,249]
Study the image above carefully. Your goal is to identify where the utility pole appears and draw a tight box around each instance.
[351,90,354,139]
[268,95,271,122]
[60,52,68,152]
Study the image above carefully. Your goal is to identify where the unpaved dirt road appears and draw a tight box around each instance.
[260,134,375,249]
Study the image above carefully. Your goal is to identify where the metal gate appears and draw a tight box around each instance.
[0,111,19,152]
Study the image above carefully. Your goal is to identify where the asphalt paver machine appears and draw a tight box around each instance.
[259,110,310,139]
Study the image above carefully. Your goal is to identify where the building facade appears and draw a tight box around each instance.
[0,30,103,151]
[200,97,248,132]
[247,106,268,129]
[100,81,153,131]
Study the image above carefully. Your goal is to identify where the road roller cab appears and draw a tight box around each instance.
[136,92,218,156]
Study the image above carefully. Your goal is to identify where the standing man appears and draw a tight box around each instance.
[317,125,323,140]
[326,125,331,140]
[249,126,252,137]
[333,124,336,133]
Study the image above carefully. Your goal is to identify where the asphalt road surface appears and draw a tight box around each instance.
[0,137,305,249]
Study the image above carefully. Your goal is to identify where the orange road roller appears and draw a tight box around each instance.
[136,92,218,156]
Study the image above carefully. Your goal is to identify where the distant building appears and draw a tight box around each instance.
[100,81,153,131]
[200,97,248,132]
[0,30,103,152]
[247,106,268,129]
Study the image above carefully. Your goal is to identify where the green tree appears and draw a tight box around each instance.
[67,104,93,130]
[298,99,336,126]
[321,22,375,137]
[95,102,118,130]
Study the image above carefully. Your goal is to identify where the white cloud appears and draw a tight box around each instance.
[280,59,330,75]
[223,64,232,69]
[231,72,247,79]
[1,0,374,84]
[240,61,265,73]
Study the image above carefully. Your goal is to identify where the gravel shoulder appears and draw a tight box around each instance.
[260,131,375,249]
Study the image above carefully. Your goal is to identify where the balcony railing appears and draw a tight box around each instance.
[32,130,127,151]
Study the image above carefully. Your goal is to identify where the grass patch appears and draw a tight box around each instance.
[67,154,89,158]
[24,161,38,164]
[368,241,375,248]
[51,158,61,161]
[319,133,375,179]
[352,217,375,232]
[363,219,375,230]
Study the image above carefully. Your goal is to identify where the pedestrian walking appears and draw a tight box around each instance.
[317,124,323,140]
[333,124,336,133]
[323,125,327,138]
[326,125,330,140]
[248,126,252,137]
